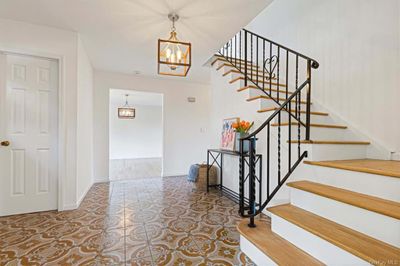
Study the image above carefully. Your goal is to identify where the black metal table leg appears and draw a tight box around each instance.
[207,150,210,192]
[220,153,223,189]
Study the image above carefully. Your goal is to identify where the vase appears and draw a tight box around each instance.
[235,133,250,153]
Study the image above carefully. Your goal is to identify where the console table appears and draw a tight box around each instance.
[206,148,262,205]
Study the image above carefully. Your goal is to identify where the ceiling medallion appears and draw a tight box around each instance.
[158,13,191,77]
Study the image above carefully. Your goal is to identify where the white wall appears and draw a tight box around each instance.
[76,36,94,204]
[0,18,95,209]
[0,18,80,209]
[93,71,211,180]
[208,66,267,195]
[109,101,162,160]
[247,0,400,155]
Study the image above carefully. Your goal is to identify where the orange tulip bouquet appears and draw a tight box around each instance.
[232,120,254,135]
[232,120,254,153]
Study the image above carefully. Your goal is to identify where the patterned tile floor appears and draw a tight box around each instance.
[0,176,267,265]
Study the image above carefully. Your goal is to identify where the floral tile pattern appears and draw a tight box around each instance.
[0,176,265,265]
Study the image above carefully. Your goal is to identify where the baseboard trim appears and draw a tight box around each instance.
[62,203,78,211]
[94,177,110,183]
[162,173,187,178]
[76,182,93,208]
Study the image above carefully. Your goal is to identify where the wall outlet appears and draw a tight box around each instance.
[391,152,400,161]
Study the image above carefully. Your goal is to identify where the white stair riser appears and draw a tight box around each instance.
[229,72,267,81]
[248,87,268,98]
[272,113,333,125]
[271,126,356,141]
[258,98,313,111]
[293,143,368,160]
[240,236,277,266]
[290,188,400,247]
[238,79,286,93]
[247,88,311,109]
[218,65,258,75]
[299,164,400,202]
[271,214,370,265]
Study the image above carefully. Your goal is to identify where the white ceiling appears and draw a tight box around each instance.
[0,0,271,83]
[110,89,163,107]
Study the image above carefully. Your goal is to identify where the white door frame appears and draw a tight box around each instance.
[0,48,66,212]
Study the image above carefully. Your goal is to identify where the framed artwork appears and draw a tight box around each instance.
[220,117,239,151]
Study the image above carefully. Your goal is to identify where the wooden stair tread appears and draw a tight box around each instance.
[216,62,259,71]
[212,55,253,65]
[223,69,277,79]
[288,140,370,145]
[304,159,400,179]
[272,122,346,129]
[247,95,309,105]
[287,180,400,219]
[237,219,324,266]
[268,204,400,264]
[258,107,329,116]
[237,85,291,94]
[230,76,286,87]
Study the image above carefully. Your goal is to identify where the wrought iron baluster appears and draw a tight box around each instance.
[251,34,253,82]
[288,100,292,171]
[306,60,312,141]
[295,55,300,158]
[248,137,256,228]
[286,50,289,100]
[235,34,237,67]
[256,36,259,87]
[239,30,242,71]
[239,140,245,215]
[277,46,280,104]
[230,39,232,61]
[278,111,281,184]
[269,42,272,95]
[266,124,270,198]
[244,32,248,87]
[262,41,265,93]
[259,155,262,208]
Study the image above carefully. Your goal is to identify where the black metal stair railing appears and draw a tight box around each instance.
[218,28,319,227]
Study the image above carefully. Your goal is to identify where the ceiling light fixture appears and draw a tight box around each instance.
[158,13,191,77]
[118,94,135,119]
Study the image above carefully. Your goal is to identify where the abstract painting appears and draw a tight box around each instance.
[220,117,239,151]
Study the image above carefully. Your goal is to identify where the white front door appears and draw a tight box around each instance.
[0,53,58,216]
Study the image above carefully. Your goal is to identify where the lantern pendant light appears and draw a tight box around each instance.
[158,13,191,77]
[118,94,135,119]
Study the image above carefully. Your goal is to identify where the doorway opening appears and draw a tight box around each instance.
[109,89,163,181]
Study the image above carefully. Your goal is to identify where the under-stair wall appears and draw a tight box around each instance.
[209,61,267,201]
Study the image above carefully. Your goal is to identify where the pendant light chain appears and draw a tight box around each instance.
[124,94,129,107]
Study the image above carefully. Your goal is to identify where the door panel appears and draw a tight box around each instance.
[0,54,58,216]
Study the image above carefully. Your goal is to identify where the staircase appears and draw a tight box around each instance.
[212,29,400,265]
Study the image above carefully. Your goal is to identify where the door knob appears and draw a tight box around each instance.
[1,141,10,146]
